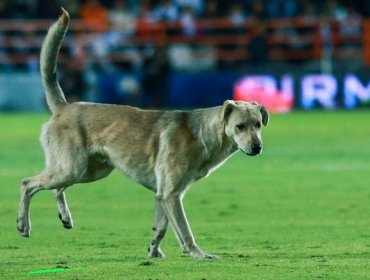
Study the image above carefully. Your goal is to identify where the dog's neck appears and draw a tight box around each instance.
[188,106,238,158]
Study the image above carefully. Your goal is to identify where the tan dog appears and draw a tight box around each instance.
[17,9,269,260]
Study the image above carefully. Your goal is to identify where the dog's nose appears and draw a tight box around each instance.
[251,144,262,154]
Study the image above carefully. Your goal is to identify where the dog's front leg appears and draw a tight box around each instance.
[158,194,218,260]
[149,198,189,256]
[148,199,168,258]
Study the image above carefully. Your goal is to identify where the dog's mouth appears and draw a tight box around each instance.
[245,152,259,156]
[241,147,263,156]
[244,151,261,156]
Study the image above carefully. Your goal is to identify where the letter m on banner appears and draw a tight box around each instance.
[344,75,370,108]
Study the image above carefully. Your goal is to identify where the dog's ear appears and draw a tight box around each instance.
[260,105,269,126]
[258,104,270,126]
[221,100,237,122]
[251,101,269,126]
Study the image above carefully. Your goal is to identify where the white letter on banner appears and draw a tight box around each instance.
[281,75,294,99]
[344,74,370,108]
[301,75,337,109]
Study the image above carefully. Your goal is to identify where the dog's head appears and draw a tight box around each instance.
[222,100,269,156]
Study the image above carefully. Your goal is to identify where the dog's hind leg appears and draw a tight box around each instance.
[54,189,73,229]
[148,199,168,258]
[17,141,87,238]
[52,159,113,230]
[53,160,114,231]
[17,172,74,237]
[17,171,78,237]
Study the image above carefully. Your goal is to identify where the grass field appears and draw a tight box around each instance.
[1,111,370,279]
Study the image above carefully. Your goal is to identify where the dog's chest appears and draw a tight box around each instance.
[195,151,236,180]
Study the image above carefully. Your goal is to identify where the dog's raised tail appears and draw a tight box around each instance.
[40,8,70,113]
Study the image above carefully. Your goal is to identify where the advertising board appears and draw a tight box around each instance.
[234,74,370,113]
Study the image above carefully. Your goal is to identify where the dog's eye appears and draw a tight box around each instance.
[236,124,245,130]
[256,122,261,129]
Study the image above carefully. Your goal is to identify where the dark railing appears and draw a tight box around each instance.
[0,17,366,66]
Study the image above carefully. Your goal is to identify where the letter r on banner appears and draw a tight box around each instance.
[301,75,337,109]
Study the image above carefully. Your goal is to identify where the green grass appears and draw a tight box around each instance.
[1,111,370,279]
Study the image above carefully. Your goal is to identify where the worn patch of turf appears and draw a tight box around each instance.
[0,111,370,279]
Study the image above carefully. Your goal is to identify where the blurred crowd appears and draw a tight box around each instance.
[0,0,368,107]
[0,0,368,20]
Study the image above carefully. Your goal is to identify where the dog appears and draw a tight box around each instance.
[17,8,269,260]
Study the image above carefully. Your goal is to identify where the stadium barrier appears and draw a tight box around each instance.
[0,17,369,112]
[0,73,45,112]
[98,62,370,113]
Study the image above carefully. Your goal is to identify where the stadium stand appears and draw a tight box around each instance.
[0,0,367,67]
[0,0,369,110]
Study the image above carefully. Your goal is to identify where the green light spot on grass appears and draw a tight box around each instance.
[26,267,83,275]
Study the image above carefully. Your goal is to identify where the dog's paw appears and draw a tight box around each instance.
[189,248,219,260]
[182,246,190,254]
[16,218,30,237]
[148,247,166,258]
[192,253,219,260]
[202,254,219,260]
[58,213,73,229]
